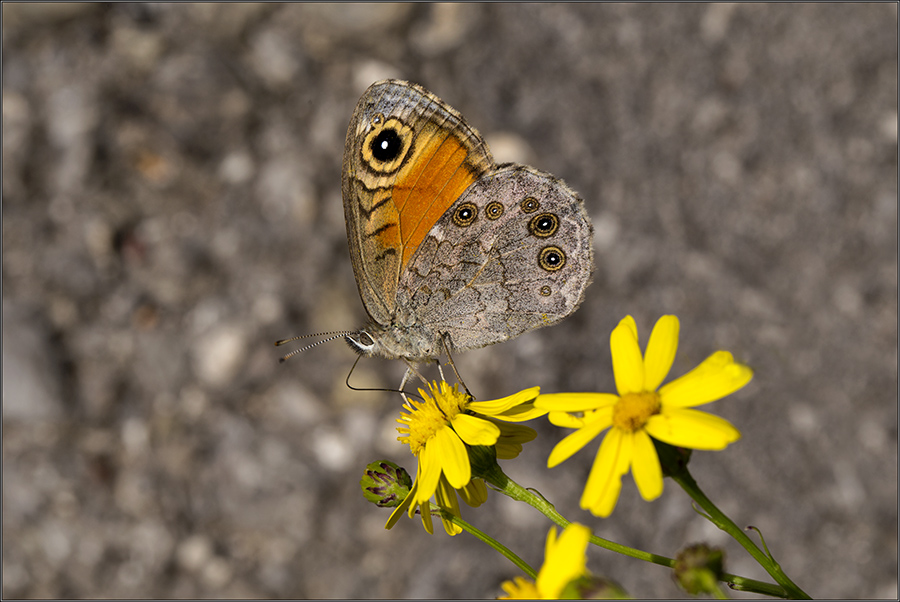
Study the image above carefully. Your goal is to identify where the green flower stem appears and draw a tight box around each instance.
[671,468,811,599]
[437,509,537,580]
[481,463,794,598]
[480,463,671,566]
[725,574,796,598]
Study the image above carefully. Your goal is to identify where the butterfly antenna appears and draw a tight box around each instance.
[275,331,354,363]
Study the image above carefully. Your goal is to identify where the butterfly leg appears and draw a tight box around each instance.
[440,333,473,399]
[398,366,413,396]
[399,360,431,394]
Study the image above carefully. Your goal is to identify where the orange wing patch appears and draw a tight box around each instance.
[393,129,478,267]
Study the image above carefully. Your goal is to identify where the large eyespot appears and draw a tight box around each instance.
[538,246,566,271]
[520,197,540,213]
[371,129,402,162]
[485,201,504,220]
[528,213,559,238]
[361,116,413,174]
[452,202,478,227]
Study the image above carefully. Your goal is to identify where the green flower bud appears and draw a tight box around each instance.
[673,543,726,596]
[360,461,412,508]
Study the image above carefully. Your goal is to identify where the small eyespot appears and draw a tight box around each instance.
[452,202,478,227]
[529,213,559,238]
[520,197,540,213]
[485,201,504,220]
[538,246,566,271]
[539,285,552,296]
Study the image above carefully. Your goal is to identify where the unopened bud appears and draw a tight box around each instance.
[673,543,725,596]
[360,460,412,508]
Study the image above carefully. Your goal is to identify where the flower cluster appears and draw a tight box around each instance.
[357,313,763,598]
[387,381,546,535]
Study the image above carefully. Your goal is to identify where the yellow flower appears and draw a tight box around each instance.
[387,381,544,534]
[536,315,753,517]
[499,523,592,599]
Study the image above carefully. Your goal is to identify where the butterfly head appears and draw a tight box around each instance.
[342,320,444,361]
[344,330,377,356]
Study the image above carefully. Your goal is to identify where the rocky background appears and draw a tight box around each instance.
[3,3,897,598]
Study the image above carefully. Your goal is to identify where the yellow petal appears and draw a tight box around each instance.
[499,576,540,599]
[588,476,622,518]
[496,442,523,460]
[580,428,632,517]
[496,421,538,444]
[431,427,471,489]
[611,316,645,395]
[418,499,434,534]
[548,411,586,428]
[452,413,500,446]
[544,525,558,558]
[631,430,663,501]
[536,523,591,598]
[385,479,417,530]
[416,444,443,504]
[536,392,619,412]
[643,315,679,391]
[547,412,612,468]
[620,314,638,340]
[458,478,488,507]
[490,400,549,422]
[436,475,463,536]
[495,421,538,458]
[468,386,540,415]
[659,351,753,407]
[645,408,741,450]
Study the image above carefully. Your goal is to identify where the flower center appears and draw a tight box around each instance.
[612,391,661,432]
[397,383,468,455]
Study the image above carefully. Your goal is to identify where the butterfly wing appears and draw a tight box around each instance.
[342,80,494,326]
[399,164,594,351]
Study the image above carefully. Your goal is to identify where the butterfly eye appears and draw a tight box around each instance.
[452,202,478,227]
[485,201,504,220]
[520,197,540,213]
[538,246,566,271]
[528,213,560,238]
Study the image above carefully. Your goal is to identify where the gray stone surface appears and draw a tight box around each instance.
[2,3,896,598]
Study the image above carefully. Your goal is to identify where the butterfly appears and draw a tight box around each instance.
[279,80,593,374]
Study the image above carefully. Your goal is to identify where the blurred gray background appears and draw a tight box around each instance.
[3,3,897,598]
